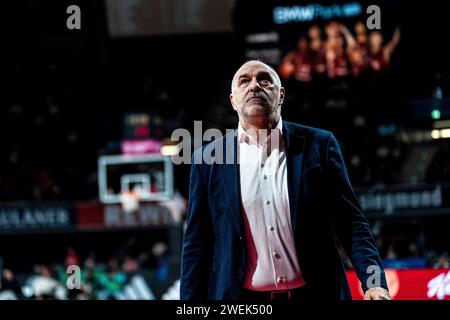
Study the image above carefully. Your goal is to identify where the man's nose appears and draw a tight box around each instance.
[248,78,262,91]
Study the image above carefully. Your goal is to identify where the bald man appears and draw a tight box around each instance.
[180,60,390,301]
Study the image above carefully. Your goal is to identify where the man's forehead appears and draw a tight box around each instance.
[235,61,275,78]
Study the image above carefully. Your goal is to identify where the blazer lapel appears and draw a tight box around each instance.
[283,122,305,235]
[221,130,243,237]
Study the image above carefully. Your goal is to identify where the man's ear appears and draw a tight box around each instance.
[279,87,285,105]
[230,93,237,111]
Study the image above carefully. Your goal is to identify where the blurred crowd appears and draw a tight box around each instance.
[339,237,450,271]
[2,236,448,300]
[279,21,401,81]
[0,242,173,300]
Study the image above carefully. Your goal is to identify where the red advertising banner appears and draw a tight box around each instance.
[347,268,450,300]
[76,201,181,230]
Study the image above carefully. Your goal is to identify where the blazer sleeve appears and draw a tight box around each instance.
[325,132,388,293]
[180,153,214,300]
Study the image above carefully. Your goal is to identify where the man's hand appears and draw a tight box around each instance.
[364,287,391,300]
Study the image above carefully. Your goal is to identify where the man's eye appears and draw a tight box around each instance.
[240,79,249,85]
[260,80,271,86]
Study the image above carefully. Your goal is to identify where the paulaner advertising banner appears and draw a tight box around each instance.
[0,203,76,233]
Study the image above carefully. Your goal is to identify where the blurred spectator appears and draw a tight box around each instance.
[136,249,158,269]
[386,243,399,259]
[433,253,450,269]
[324,21,349,79]
[308,25,327,76]
[122,255,140,273]
[26,265,66,299]
[368,27,401,73]
[344,22,370,77]
[64,247,80,268]
[152,241,170,281]
[409,242,422,258]
[84,252,97,270]
[96,259,127,300]
[32,170,61,201]
[279,36,314,82]
[354,21,368,47]
[0,269,20,300]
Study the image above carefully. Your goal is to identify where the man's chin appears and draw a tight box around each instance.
[244,104,272,115]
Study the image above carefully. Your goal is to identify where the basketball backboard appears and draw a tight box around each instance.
[98,154,173,204]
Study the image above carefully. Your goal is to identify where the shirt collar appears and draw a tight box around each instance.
[238,117,283,146]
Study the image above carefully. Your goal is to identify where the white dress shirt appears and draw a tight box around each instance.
[238,117,305,291]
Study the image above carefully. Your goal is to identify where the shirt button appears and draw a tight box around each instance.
[277,276,286,283]
[263,174,267,180]
[266,200,270,205]
[273,252,280,259]
[269,226,274,231]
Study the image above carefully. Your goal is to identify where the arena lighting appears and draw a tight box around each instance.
[431,128,450,139]
[431,130,440,139]
[431,109,441,120]
[441,129,450,138]
[161,144,181,156]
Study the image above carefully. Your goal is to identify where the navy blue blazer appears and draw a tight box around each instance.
[180,121,388,300]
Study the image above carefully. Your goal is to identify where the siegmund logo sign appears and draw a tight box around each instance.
[0,205,74,230]
[357,184,448,216]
